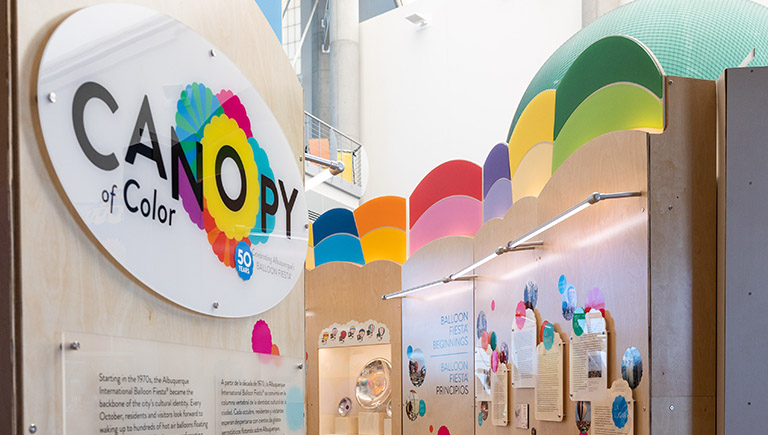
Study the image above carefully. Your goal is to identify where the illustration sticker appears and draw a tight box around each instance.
[612,396,629,429]
[573,307,586,336]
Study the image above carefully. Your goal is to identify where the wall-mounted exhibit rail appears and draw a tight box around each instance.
[382,190,642,300]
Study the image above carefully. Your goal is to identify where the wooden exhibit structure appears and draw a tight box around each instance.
[0,0,307,432]
[305,261,403,435]
[305,76,717,435]
[469,76,716,434]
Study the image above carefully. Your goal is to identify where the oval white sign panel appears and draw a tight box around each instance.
[37,4,309,317]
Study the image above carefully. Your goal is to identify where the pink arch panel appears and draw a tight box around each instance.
[409,160,482,228]
[409,196,483,255]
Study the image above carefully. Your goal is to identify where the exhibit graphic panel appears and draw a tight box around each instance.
[36,3,308,317]
[591,379,633,435]
[402,237,475,435]
[511,306,538,389]
[535,330,564,422]
[62,332,304,434]
[569,310,608,402]
[17,0,307,431]
[318,320,391,347]
[472,131,650,434]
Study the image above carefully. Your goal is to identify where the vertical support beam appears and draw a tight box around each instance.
[716,66,768,434]
[0,0,18,432]
[329,0,359,140]
[648,77,717,434]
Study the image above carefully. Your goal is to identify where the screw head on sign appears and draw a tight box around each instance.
[29,424,37,434]
[70,341,80,350]
[212,301,220,309]
[669,405,675,411]
[48,92,56,103]
[209,49,216,57]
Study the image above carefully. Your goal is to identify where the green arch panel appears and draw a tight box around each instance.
[553,36,663,140]
[509,0,768,140]
[552,84,662,172]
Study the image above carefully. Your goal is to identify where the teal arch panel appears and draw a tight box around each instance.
[314,233,365,267]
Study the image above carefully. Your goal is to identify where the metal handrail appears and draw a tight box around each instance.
[304,112,362,151]
[304,111,364,192]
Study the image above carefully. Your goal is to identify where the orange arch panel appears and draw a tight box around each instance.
[354,196,407,237]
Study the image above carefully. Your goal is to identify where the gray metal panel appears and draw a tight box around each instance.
[723,66,768,432]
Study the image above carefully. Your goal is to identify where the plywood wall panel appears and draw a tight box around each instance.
[648,77,717,434]
[401,236,476,435]
[15,0,305,432]
[305,261,402,435]
[474,130,649,435]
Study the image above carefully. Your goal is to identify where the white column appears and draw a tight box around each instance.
[582,0,622,27]
[329,0,360,140]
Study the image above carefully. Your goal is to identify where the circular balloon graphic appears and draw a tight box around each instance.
[621,346,643,389]
[490,331,497,351]
[558,275,567,294]
[612,396,629,428]
[542,322,555,350]
[515,300,528,330]
[491,350,499,373]
[539,320,550,342]
[481,330,490,350]
[408,348,427,387]
[476,311,487,339]
[418,400,426,417]
[587,287,606,314]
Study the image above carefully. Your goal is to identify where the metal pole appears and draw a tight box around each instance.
[292,0,320,69]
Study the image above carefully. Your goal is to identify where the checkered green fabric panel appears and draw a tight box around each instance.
[507,0,768,140]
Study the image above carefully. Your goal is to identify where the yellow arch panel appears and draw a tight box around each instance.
[306,245,315,270]
[508,89,556,178]
[360,228,407,264]
[510,142,554,202]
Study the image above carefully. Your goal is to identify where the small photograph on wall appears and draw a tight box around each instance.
[621,347,643,389]
[408,348,427,387]
[576,401,591,433]
[406,390,420,421]
[480,401,489,421]
[514,404,529,429]
[588,351,603,379]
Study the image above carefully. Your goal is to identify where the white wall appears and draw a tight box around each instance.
[359,0,581,201]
